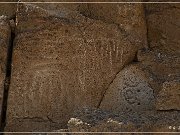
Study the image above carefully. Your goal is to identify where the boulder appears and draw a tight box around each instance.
[156,80,180,111]
[137,49,180,111]
[5,3,142,131]
[22,0,147,49]
[100,64,155,113]
[145,2,180,103]
[146,1,180,55]
[78,0,147,49]
[137,49,180,93]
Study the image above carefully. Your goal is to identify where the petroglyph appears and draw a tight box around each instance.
[5,3,141,131]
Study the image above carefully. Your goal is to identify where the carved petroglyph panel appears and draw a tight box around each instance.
[100,64,155,113]
[5,3,141,131]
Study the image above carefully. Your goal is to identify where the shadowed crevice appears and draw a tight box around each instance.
[143,3,150,50]
[0,21,15,132]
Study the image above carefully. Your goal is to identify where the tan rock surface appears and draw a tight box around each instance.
[22,0,147,49]
[146,2,180,55]
[100,64,155,113]
[156,80,180,110]
[0,16,11,125]
[21,0,79,11]
[142,0,180,115]
[137,49,180,93]
[5,3,144,131]
[0,0,17,18]
[2,0,179,133]
[78,0,147,49]
[137,49,180,111]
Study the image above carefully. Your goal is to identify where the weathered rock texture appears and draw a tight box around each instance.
[137,49,180,113]
[0,1,178,133]
[144,2,180,91]
[0,0,17,19]
[5,2,146,131]
[68,108,180,133]
[0,16,11,123]
[137,49,180,93]
[100,64,155,113]
[78,0,148,49]
[156,80,180,111]
[21,0,80,11]
[22,0,147,48]
[146,2,180,55]
[96,43,180,116]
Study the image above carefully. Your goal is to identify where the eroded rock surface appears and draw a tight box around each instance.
[137,49,180,110]
[68,108,180,133]
[5,3,146,131]
[0,1,179,133]
[0,16,11,124]
[137,49,180,92]
[78,0,147,49]
[0,0,17,18]
[146,2,180,55]
[100,64,155,113]
[22,0,147,49]
[21,0,80,11]
[156,80,180,111]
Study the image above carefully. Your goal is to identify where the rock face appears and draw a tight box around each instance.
[137,49,180,112]
[156,80,180,111]
[21,0,80,11]
[144,2,180,90]
[0,16,11,124]
[78,0,147,49]
[0,1,179,133]
[100,64,155,113]
[22,0,147,49]
[0,0,17,18]
[5,3,146,131]
[68,108,180,133]
[137,49,180,93]
[146,2,180,55]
